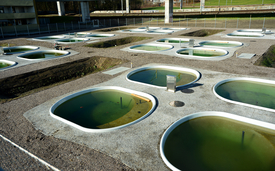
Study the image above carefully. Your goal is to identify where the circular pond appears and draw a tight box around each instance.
[138,27,160,30]
[176,48,228,59]
[130,44,173,52]
[121,29,146,33]
[17,50,69,60]
[161,28,187,30]
[226,32,264,38]
[147,30,174,34]
[213,77,275,112]
[56,38,90,44]
[199,40,243,48]
[50,86,156,132]
[64,32,91,37]
[156,38,190,44]
[86,34,115,38]
[3,46,39,54]
[160,111,275,171]
[236,29,273,33]
[126,65,201,89]
[0,59,17,70]
[32,36,65,41]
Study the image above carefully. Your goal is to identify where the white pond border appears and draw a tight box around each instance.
[129,43,174,53]
[3,46,40,55]
[160,111,275,171]
[50,86,157,133]
[198,40,243,48]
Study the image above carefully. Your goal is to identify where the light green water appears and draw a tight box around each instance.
[216,80,275,110]
[229,34,262,37]
[158,39,189,43]
[21,52,64,59]
[0,62,10,69]
[131,45,171,51]
[200,42,241,47]
[164,116,275,171]
[53,90,153,129]
[177,49,226,57]
[4,48,33,53]
[128,68,197,87]
[87,35,108,37]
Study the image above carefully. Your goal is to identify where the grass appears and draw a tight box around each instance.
[0,57,128,103]
[254,45,275,67]
[85,36,152,48]
[141,0,275,10]
[0,43,15,47]
[180,29,225,37]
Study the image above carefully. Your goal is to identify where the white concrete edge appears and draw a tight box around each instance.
[49,86,157,133]
[3,46,40,55]
[213,77,275,113]
[129,43,174,52]
[160,111,275,171]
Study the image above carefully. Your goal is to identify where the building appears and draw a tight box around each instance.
[0,0,38,27]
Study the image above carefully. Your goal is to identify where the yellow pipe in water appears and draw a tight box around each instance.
[131,93,151,102]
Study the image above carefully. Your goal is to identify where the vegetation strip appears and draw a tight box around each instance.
[0,57,128,103]
[180,29,225,37]
[255,45,275,67]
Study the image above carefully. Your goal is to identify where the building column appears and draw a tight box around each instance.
[57,1,65,16]
[80,1,90,22]
[200,0,205,13]
[126,0,130,13]
[165,0,173,23]
[180,0,183,9]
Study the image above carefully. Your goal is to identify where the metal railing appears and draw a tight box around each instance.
[1,16,274,38]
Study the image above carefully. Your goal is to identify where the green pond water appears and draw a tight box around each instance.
[216,80,275,110]
[158,39,189,43]
[88,35,108,37]
[21,52,64,59]
[178,49,225,57]
[58,39,85,42]
[229,34,262,37]
[131,45,171,51]
[200,42,241,47]
[128,68,197,87]
[53,90,153,129]
[164,116,275,171]
[4,48,33,53]
[0,62,11,69]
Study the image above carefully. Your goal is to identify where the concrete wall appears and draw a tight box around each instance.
[92,4,275,13]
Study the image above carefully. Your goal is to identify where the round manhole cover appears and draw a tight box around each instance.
[169,101,185,107]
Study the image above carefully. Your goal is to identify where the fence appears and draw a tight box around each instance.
[1,16,275,38]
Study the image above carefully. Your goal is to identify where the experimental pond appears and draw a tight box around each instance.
[126,65,201,89]
[56,38,90,44]
[17,50,69,60]
[32,36,65,41]
[199,41,243,48]
[0,59,17,70]
[176,47,228,59]
[156,38,190,44]
[129,44,173,52]
[160,111,275,171]
[3,46,39,54]
[213,77,275,112]
[50,86,156,132]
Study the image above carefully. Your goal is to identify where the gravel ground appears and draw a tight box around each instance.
[1,27,275,170]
